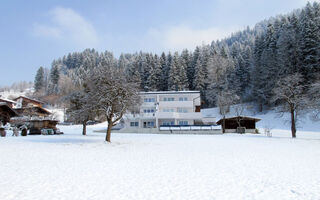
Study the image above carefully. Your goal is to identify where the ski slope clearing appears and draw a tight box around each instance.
[1,126,320,200]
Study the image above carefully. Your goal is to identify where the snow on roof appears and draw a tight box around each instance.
[217,116,261,124]
[13,96,45,104]
[0,102,8,106]
[140,91,200,95]
[0,98,16,104]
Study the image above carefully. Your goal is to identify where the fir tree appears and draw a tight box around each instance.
[168,52,181,91]
[34,66,45,92]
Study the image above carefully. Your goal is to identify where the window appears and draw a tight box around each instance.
[177,108,188,113]
[163,97,174,101]
[130,122,139,127]
[179,97,188,101]
[163,108,174,112]
[162,121,174,125]
[143,108,155,113]
[179,121,188,125]
[147,121,154,127]
[144,98,155,102]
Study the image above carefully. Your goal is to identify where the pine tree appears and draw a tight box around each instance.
[129,58,142,89]
[34,66,45,92]
[193,58,206,92]
[298,3,319,83]
[191,47,201,89]
[181,49,192,90]
[48,64,60,94]
[159,52,168,91]
[148,55,162,91]
[178,56,188,90]
[168,52,181,91]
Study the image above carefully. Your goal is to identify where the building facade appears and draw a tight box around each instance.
[123,91,204,129]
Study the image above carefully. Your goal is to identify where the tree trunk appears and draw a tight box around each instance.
[222,115,226,133]
[290,108,296,138]
[82,122,87,136]
[106,120,113,142]
[259,103,263,112]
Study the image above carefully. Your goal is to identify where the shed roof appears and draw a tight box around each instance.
[217,116,261,125]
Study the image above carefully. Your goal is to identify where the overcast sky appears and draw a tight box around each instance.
[0,0,314,86]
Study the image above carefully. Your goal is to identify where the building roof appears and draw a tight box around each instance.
[0,103,19,117]
[0,98,16,104]
[28,119,59,122]
[140,91,200,95]
[13,96,45,104]
[217,116,261,124]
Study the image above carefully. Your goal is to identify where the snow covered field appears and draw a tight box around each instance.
[1,123,320,200]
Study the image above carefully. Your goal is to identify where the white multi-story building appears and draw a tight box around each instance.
[123,91,211,130]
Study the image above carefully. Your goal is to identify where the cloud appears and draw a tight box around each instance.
[32,7,99,48]
[32,23,62,39]
[145,25,239,52]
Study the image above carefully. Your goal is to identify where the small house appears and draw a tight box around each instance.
[217,116,261,133]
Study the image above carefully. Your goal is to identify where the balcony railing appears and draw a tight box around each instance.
[124,113,156,119]
[158,101,194,108]
[159,125,220,131]
[156,112,202,119]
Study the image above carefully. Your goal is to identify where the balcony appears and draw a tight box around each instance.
[156,112,202,119]
[124,113,156,119]
[158,100,194,108]
[141,102,157,107]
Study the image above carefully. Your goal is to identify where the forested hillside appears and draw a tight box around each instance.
[34,2,320,109]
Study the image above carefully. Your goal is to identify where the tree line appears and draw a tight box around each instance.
[35,2,319,108]
[33,2,320,138]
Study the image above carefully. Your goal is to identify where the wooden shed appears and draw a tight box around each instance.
[217,116,261,133]
[0,103,19,125]
[28,119,59,135]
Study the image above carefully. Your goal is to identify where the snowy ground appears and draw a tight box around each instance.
[1,123,320,200]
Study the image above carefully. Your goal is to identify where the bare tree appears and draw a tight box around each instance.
[271,73,307,138]
[217,90,239,133]
[66,90,96,135]
[234,103,246,133]
[87,64,140,142]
